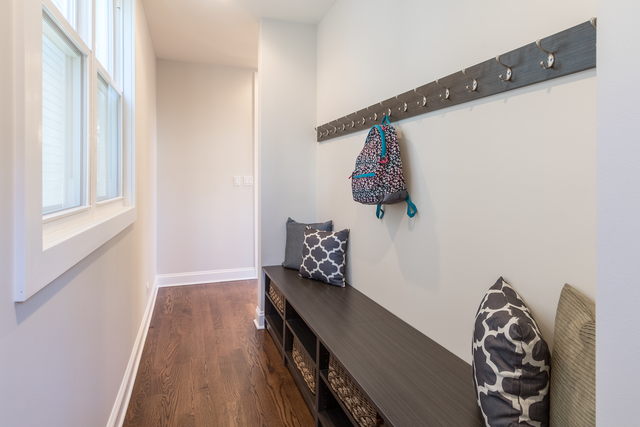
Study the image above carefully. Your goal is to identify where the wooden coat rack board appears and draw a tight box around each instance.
[316,19,597,142]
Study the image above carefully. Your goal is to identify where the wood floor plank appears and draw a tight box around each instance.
[123,281,314,427]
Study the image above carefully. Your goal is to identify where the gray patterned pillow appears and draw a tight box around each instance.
[472,277,550,427]
[299,227,349,287]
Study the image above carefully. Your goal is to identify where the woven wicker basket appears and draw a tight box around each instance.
[292,337,316,394]
[328,356,383,427]
[268,283,285,315]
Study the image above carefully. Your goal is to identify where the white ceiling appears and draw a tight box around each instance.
[141,0,337,69]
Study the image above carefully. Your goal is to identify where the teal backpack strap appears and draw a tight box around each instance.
[405,194,417,218]
[366,124,387,162]
[376,204,385,219]
[379,115,390,161]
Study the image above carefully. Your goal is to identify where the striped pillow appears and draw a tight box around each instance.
[549,284,596,427]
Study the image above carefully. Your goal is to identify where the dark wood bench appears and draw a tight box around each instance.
[263,265,483,427]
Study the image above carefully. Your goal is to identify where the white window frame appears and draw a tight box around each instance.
[13,0,136,302]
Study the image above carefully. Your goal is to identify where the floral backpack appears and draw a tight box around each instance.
[349,116,417,219]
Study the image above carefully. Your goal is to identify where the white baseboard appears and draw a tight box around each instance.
[106,279,159,427]
[156,267,257,288]
[254,306,265,330]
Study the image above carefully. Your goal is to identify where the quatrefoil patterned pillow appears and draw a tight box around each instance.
[299,226,349,287]
[472,277,551,427]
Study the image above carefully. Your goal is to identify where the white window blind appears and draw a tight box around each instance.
[42,14,85,215]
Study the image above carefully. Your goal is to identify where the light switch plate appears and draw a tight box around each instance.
[234,176,241,186]
[243,176,254,186]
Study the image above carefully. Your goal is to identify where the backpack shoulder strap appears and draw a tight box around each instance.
[365,124,387,161]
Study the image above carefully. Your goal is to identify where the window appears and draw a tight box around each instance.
[13,0,135,301]
[95,0,123,86]
[49,0,90,45]
[42,13,86,215]
[96,74,122,202]
[42,0,124,216]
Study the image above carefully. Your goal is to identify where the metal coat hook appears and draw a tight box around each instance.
[461,68,478,92]
[315,127,322,138]
[336,116,351,132]
[356,111,366,126]
[341,116,352,129]
[591,17,597,29]
[380,101,392,117]
[395,95,408,113]
[536,39,555,69]
[367,107,377,121]
[435,79,450,100]
[330,124,337,134]
[345,115,355,129]
[496,55,513,82]
[414,88,427,107]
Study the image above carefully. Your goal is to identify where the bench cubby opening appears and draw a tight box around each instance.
[318,374,354,427]
[264,296,283,350]
[285,301,317,363]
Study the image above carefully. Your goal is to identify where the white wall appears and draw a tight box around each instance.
[317,0,597,361]
[0,1,157,425]
[156,61,255,279]
[135,0,158,307]
[258,19,318,317]
[596,1,640,424]
[259,19,318,268]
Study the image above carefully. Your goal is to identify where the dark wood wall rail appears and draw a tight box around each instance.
[262,265,483,427]
[316,19,596,142]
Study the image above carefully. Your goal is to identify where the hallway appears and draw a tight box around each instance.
[123,282,313,427]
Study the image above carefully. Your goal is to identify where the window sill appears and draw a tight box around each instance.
[96,196,124,207]
[15,205,136,302]
[43,205,91,224]
[43,205,135,250]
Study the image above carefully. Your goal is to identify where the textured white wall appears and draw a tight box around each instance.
[0,1,157,425]
[258,19,318,312]
[596,1,640,424]
[156,61,255,275]
[317,0,597,361]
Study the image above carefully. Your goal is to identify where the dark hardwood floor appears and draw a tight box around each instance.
[123,281,314,427]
